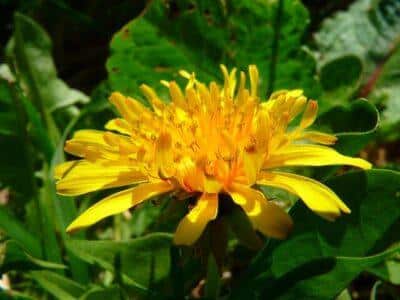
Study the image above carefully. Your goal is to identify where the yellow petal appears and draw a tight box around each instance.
[228,184,293,239]
[255,109,270,150]
[56,160,147,196]
[105,118,132,135]
[54,161,78,180]
[257,171,350,220]
[64,130,117,160]
[299,131,337,145]
[242,151,259,185]
[249,65,259,97]
[109,92,136,123]
[236,71,247,105]
[300,100,318,128]
[265,144,371,169]
[66,181,173,232]
[173,193,218,245]
[155,132,175,178]
[140,84,164,115]
[72,130,107,143]
[289,95,307,120]
[169,81,186,108]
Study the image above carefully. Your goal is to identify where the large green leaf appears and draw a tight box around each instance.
[254,245,400,300]
[107,0,320,100]
[314,0,400,135]
[314,0,400,76]
[66,233,172,290]
[232,169,400,299]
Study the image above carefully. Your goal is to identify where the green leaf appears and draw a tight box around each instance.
[314,0,400,76]
[316,100,379,135]
[107,0,321,100]
[0,81,36,202]
[0,240,65,273]
[255,245,400,299]
[20,93,54,162]
[314,99,379,156]
[370,45,400,139]
[233,169,400,299]
[0,135,35,202]
[318,55,363,112]
[66,233,172,289]
[368,258,400,285]
[0,291,33,300]
[9,13,89,112]
[0,77,63,266]
[314,0,400,138]
[336,289,352,300]
[0,208,42,258]
[0,67,17,136]
[30,270,85,300]
[128,200,165,237]
[78,286,123,300]
[0,112,16,136]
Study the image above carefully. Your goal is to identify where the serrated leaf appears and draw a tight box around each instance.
[370,45,400,139]
[107,0,321,101]
[314,0,400,138]
[315,0,400,76]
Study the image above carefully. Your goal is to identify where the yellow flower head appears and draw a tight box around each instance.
[55,65,371,245]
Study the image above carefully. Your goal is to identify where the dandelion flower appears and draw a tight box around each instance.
[55,65,371,245]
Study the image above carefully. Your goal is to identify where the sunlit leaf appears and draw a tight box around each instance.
[107,0,320,101]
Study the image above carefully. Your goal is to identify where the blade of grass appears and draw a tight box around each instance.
[0,207,42,258]
[9,83,62,265]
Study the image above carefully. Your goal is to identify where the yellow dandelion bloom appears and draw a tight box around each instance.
[55,65,371,245]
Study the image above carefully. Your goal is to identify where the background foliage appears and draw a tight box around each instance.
[0,0,399,299]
